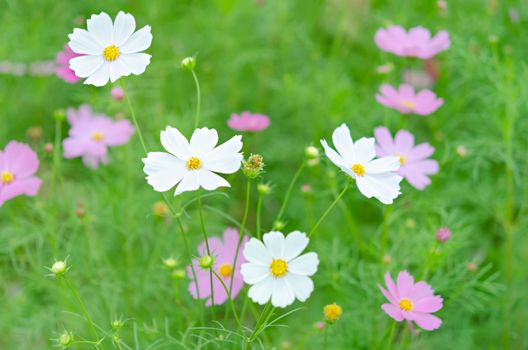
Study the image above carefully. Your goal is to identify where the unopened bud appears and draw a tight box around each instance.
[58,331,73,348]
[257,183,271,195]
[305,146,319,158]
[44,143,54,154]
[323,303,343,324]
[111,86,124,101]
[181,56,196,71]
[51,260,67,276]
[163,257,178,269]
[199,255,214,269]
[153,201,169,217]
[242,154,264,179]
[172,268,186,279]
[27,126,43,141]
[273,220,286,230]
[53,109,66,122]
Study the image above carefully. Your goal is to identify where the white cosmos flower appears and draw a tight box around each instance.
[321,123,402,204]
[240,231,319,308]
[143,126,243,196]
[68,11,152,87]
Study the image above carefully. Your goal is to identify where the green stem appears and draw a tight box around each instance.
[248,303,274,343]
[256,194,263,239]
[191,69,202,129]
[323,325,328,350]
[276,160,306,221]
[212,270,245,335]
[380,205,393,260]
[309,183,349,237]
[386,321,396,350]
[63,276,103,349]
[197,192,215,316]
[120,80,148,154]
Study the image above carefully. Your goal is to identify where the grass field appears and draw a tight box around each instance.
[1,0,527,349]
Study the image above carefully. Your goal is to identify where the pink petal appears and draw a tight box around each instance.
[379,285,398,305]
[103,120,135,146]
[413,296,443,313]
[374,126,395,156]
[396,271,414,298]
[410,312,442,331]
[407,143,435,162]
[0,177,41,206]
[394,130,415,152]
[398,84,415,99]
[3,141,39,178]
[384,272,399,300]
[381,303,404,321]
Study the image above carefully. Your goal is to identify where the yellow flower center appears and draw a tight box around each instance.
[186,157,202,170]
[351,163,365,177]
[400,100,416,110]
[91,131,104,141]
[397,154,407,165]
[399,298,413,311]
[1,171,14,184]
[323,303,343,323]
[269,258,288,278]
[218,263,233,278]
[103,45,120,61]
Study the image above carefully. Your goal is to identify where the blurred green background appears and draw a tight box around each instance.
[0,0,527,349]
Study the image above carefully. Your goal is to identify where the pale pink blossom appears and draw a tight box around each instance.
[375,25,450,59]
[376,84,443,116]
[56,45,81,83]
[227,112,270,132]
[435,227,451,243]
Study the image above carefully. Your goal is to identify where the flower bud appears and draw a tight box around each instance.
[199,255,214,269]
[163,257,178,269]
[435,227,451,243]
[456,145,467,157]
[242,154,264,179]
[58,331,73,348]
[53,109,66,122]
[314,321,325,331]
[111,319,123,330]
[51,260,67,276]
[111,86,124,101]
[27,126,43,141]
[323,303,343,324]
[44,143,54,154]
[181,56,196,71]
[307,158,319,167]
[172,268,186,279]
[153,201,169,217]
[467,262,477,271]
[257,183,271,195]
[300,184,312,193]
[382,255,392,264]
[75,202,85,218]
[273,220,286,230]
[305,146,319,158]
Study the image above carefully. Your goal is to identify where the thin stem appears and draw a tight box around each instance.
[197,192,215,316]
[191,69,202,129]
[276,160,306,221]
[212,270,245,335]
[63,276,103,349]
[386,321,396,350]
[309,183,349,237]
[380,205,393,260]
[323,325,328,350]
[256,194,263,239]
[120,80,148,154]
[249,306,276,342]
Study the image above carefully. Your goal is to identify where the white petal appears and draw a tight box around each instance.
[248,277,274,305]
[271,277,295,308]
[174,171,199,196]
[356,173,402,204]
[142,152,186,192]
[353,137,376,164]
[240,262,270,284]
[109,59,131,82]
[120,25,152,53]
[113,11,136,46]
[243,238,272,266]
[332,123,356,163]
[160,126,191,160]
[321,139,348,168]
[365,156,400,174]
[84,62,110,87]
[262,231,285,259]
[86,12,114,47]
[69,55,104,78]
[197,169,230,191]
[118,53,151,75]
[283,231,309,261]
[68,28,103,55]
[285,274,314,302]
[203,153,242,174]
[190,128,219,158]
[288,252,319,276]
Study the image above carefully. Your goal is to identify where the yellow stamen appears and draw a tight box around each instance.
[186,157,202,170]
[218,263,233,278]
[398,154,407,165]
[400,100,416,110]
[399,298,413,311]
[269,258,288,278]
[351,163,365,177]
[103,45,120,61]
[91,131,104,141]
[1,171,14,184]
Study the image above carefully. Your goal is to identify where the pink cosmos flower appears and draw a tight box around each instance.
[187,228,249,306]
[63,105,135,168]
[111,87,124,101]
[379,271,443,331]
[56,45,82,83]
[376,84,443,116]
[374,25,450,59]
[435,227,451,243]
[374,127,439,190]
[227,112,270,132]
[0,141,42,207]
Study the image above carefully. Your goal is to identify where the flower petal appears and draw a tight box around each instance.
[69,55,105,78]
[396,271,415,298]
[197,169,230,191]
[86,12,114,47]
[283,231,309,261]
[288,252,319,276]
[142,152,186,192]
[413,296,443,313]
[353,137,376,164]
[262,231,285,259]
[3,141,39,178]
[68,28,103,55]
[190,127,219,158]
[410,313,442,331]
[271,277,295,308]
[84,62,110,87]
[174,171,199,195]
[356,172,402,204]
[381,304,404,322]
[240,263,270,284]
[321,139,348,168]
[331,123,355,163]
[117,53,151,75]
[365,156,400,174]
[285,274,314,302]
[0,177,41,206]
[120,25,152,53]
[248,276,274,305]
[243,238,272,266]
[113,11,136,46]
[160,126,191,160]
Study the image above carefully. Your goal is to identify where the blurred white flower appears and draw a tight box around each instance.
[143,127,243,196]
[68,12,152,86]
[321,124,402,204]
[241,231,319,308]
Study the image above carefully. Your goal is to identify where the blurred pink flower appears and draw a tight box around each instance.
[375,127,439,190]
[402,69,434,89]
[376,84,443,116]
[111,86,124,101]
[374,25,450,59]
[56,45,81,83]
[63,105,134,168]
[379,271,443,331]
[435,227,451,243]
[187,228,249,306]
[0,141,42,207]
[227,111,270,132]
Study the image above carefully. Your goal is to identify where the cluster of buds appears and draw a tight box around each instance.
[305,146,320,167]
[242,154,265,179]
